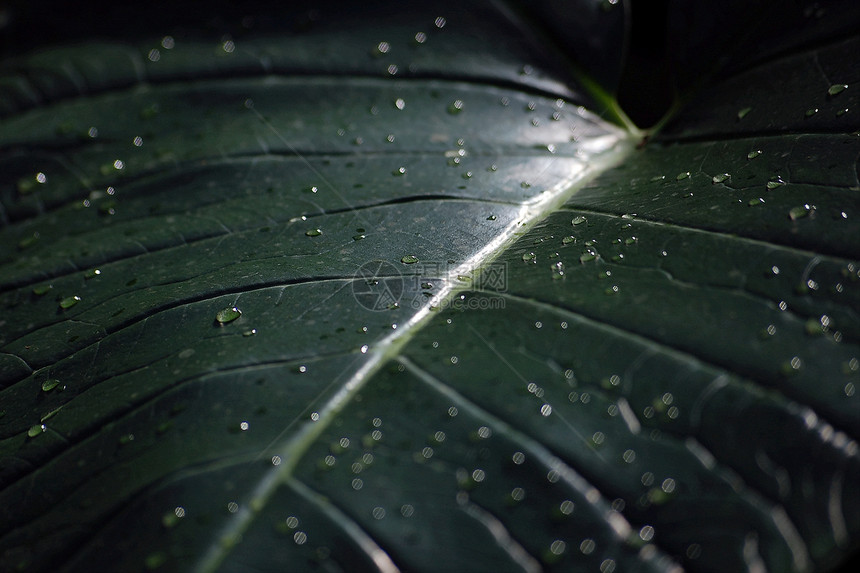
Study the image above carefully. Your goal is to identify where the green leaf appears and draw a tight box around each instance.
[1,1,858,572]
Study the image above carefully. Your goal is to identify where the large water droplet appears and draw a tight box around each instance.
[828,84,848,96]
[28,424,46,438]
[401,255,419,264]
[216,306,242,323]
[41,379,60,392]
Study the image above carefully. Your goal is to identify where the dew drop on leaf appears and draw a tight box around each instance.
[571,215,587,225]
[712,173,730,184]
[401,255,419,264]
[305,228,322,237]
[828,84,848,96]
[789,205,810,220]
[215,306,242,323]
[737,106,752,119]
[33,284,53,296]
[447,100,464,114]
[59,295,81,309]
[766,176,786,189]
[41,379,60,392]
[676,171,691,181]
[747,150,762,159]
[28,424,46,438]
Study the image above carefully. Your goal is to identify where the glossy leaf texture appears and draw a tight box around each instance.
[0,1,858,573]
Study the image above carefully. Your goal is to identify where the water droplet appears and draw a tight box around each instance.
[41,379,60,392]
[84,268,101,279]
[549,540,566,556]
[737,107,752,120]
[781,356,803,374]
[805,318,824,336]
[33,284,53,296]
[712,173,730,184]
[215,306,242,323]
[59,295,81,309]
[789,205,810,220]
[401,255,419,264]
[394,98,406,110]
[414,32,427,44]
[748,198,764,206]
[676,171,690,181]
[392,166,407,176]
[305,228,322,237]
[28,424,46,438]
[18,232,40,249]
[580,252,596,263]
[747,150,762,159]
[828,84,848,96]
[580,539,596,555]
[434,16,446,28]
[805,108,819,118]
[447,100,464,114]
[522,252,536,263]
[767,176,786,189]
[571,215,587,225]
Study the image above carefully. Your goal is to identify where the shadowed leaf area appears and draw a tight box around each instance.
[0,1,858,572]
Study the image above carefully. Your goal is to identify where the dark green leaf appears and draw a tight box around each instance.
[1,1,858,572]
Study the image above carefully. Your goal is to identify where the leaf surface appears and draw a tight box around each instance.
[0,1,858,572]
